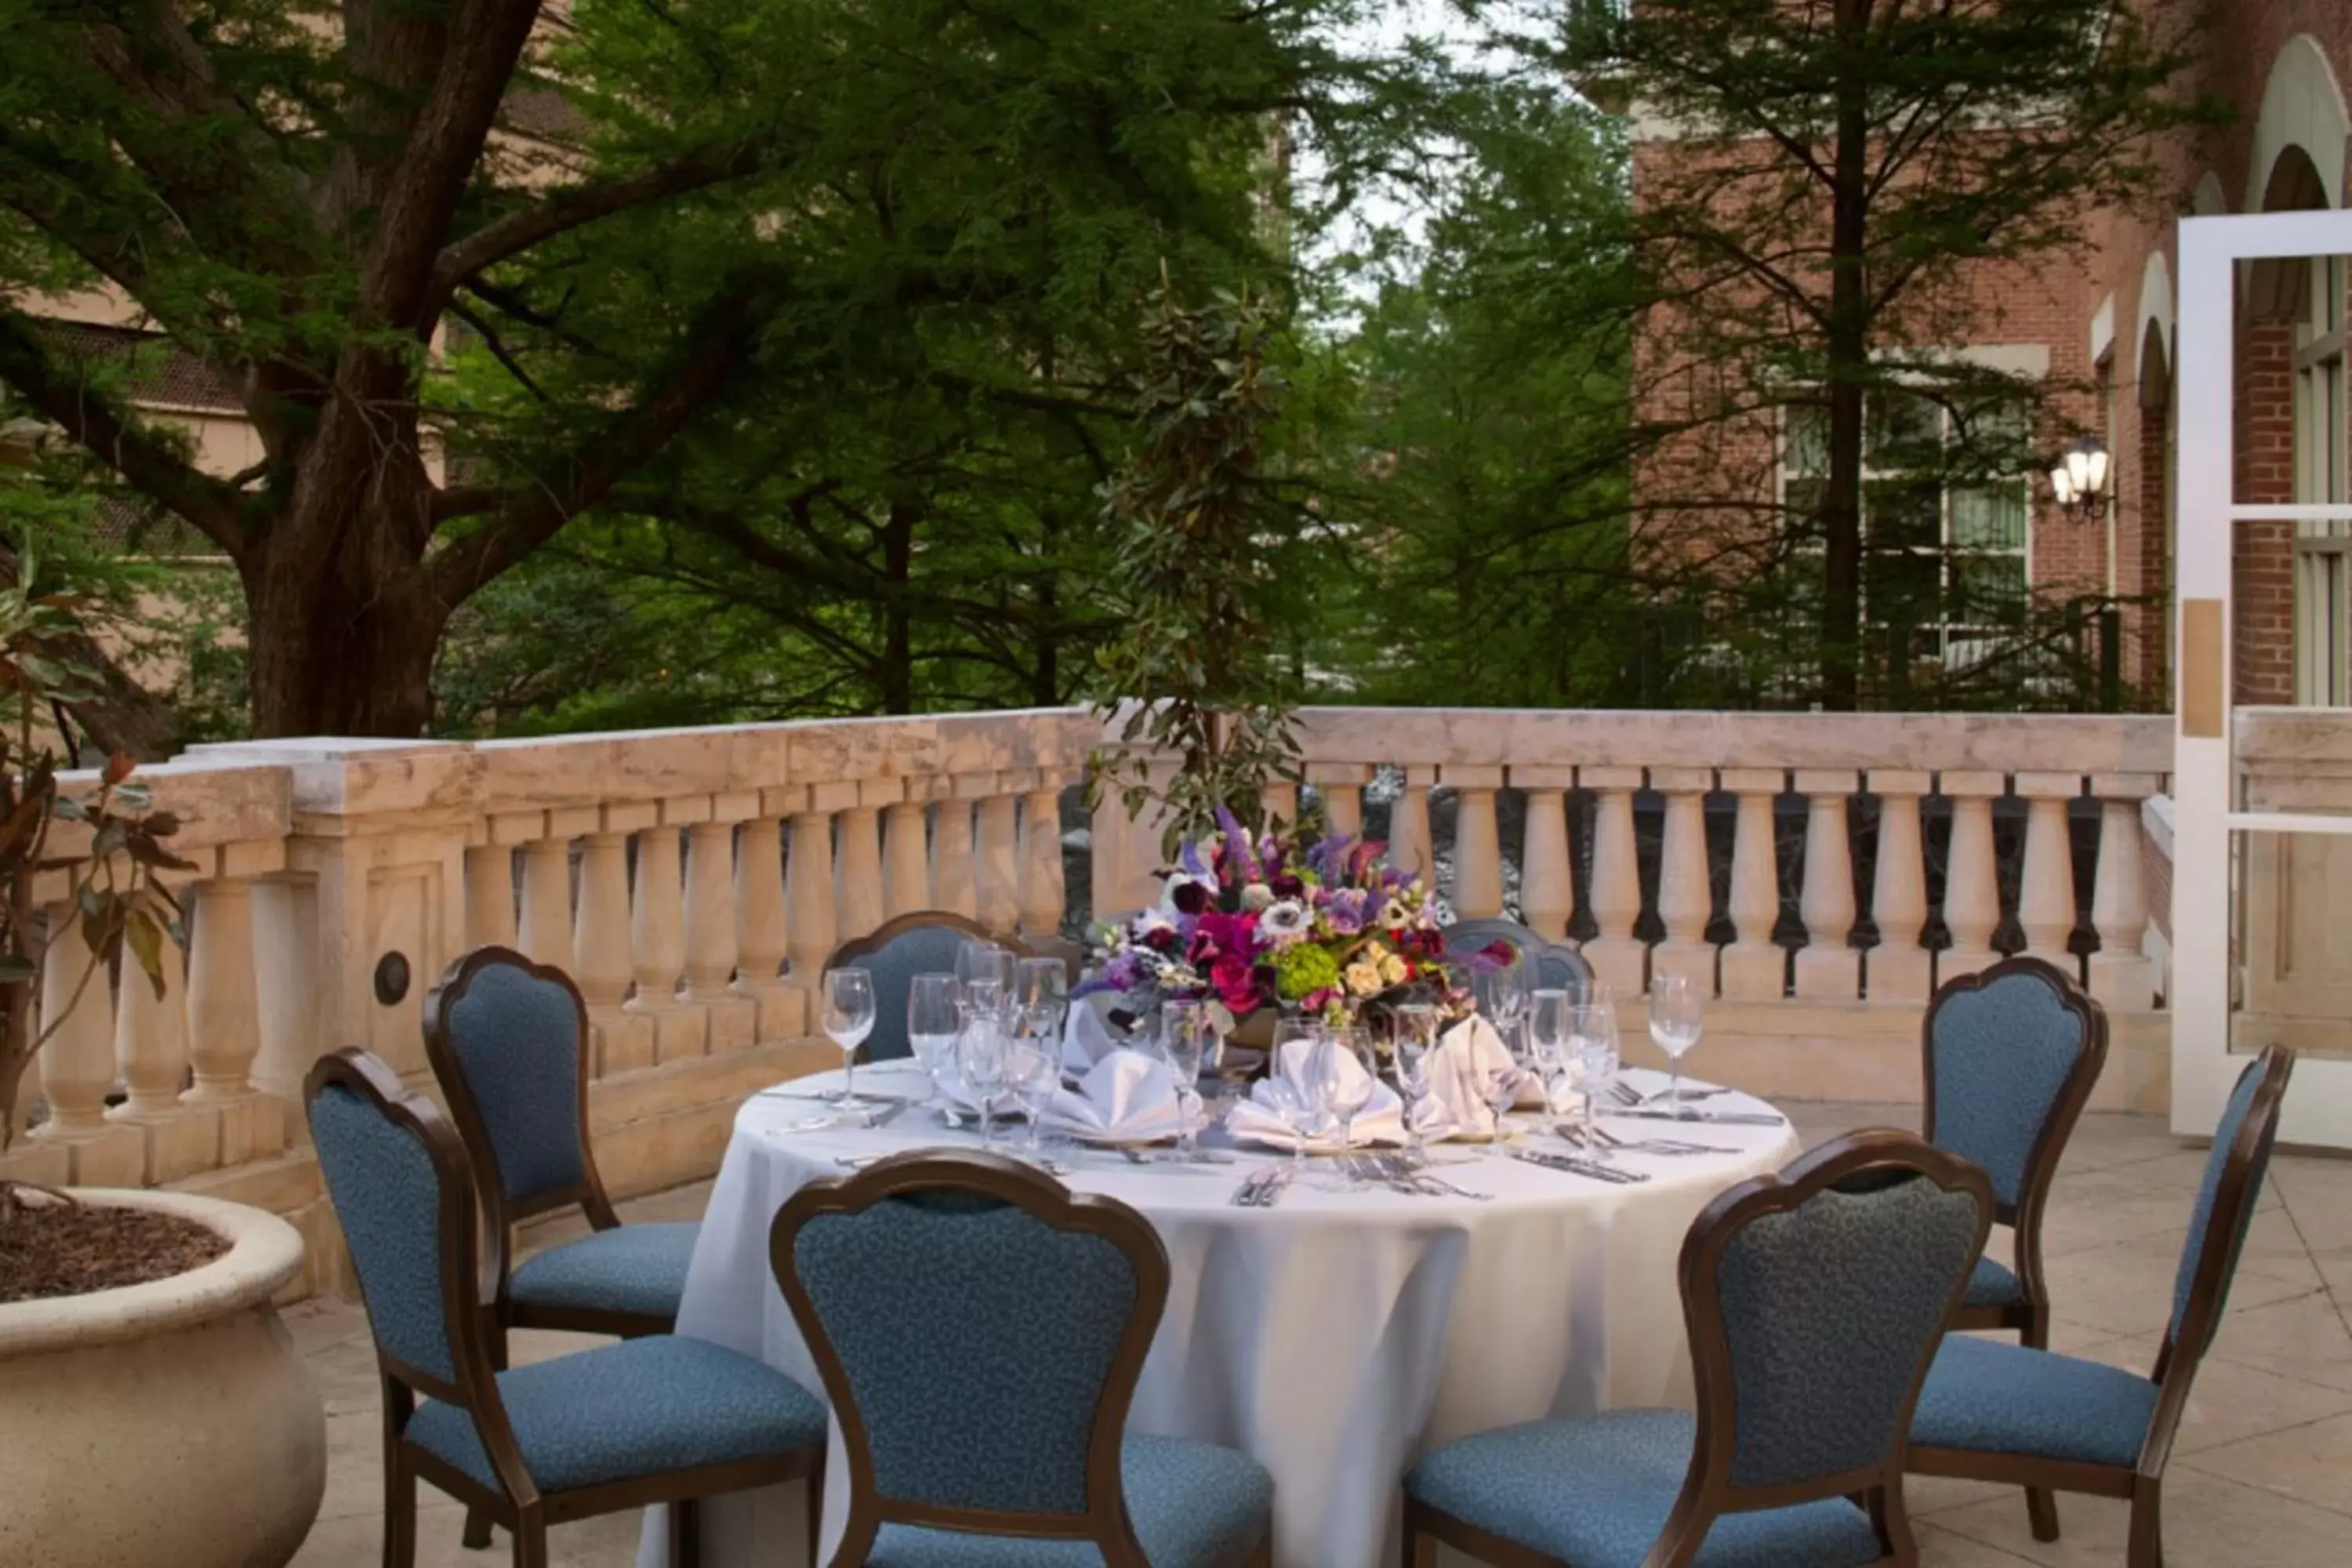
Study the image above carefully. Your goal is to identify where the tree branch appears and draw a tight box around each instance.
[426,142,768,314]
[0,310,249,561]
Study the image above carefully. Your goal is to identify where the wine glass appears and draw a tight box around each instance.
[1649,971,1706,1117]
[822,967,877,1114]
[1269,1017,1321,1178]
[1015,956,1069,1036]
[956,940,1015,1014]
[1318,1027,1376,1183]
[1391,1003,1441,1167]
[907,973,961,1120]
[1474,949,1532,1065]
[1007,1008,1062,1159]
[1527,987,1573,1120]
[956,1011,1009,1151]
[1160,1000,1210,1162]
[962,976,1006,1036]
[1569,997,1621,1156]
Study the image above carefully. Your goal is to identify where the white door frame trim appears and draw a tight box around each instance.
[2176,205,2352,1144]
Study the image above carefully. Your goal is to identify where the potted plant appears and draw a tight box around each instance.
[0,550,325,1568]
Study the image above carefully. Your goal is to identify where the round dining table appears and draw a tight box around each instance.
[636,1063,1800,1568]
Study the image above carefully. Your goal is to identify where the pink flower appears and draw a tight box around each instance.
[1210,953,1264,1013]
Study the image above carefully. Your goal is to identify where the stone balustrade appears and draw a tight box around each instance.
[9,702,2180,1291]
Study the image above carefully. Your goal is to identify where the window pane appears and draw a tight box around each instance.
[1869,390,1939,466]
[1784,405,1828,477]
[1951,485,2027,551]
[1952,553,2027,622]
[1867,477,1940,551]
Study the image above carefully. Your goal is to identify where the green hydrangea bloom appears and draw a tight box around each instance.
[1271,943,1340,1001]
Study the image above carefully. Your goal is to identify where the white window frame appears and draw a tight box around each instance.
[2292,253,2350,704]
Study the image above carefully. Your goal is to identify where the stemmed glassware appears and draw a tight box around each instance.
[956,940,1015,1013]
[1269,1017,1323,1178]
[907,973,962,1120]
[1006,1005,1061,1159]
[1390,1003,1440,1167]
[822,968,877,1116]
[1648,971,1705,1117]
[956,1007,1009,1151]
[1569,994,1621,1157]
[1527,988,1573,1121]
[1015,957,1069,1051]
[1159,999,1210,1162]
[1317,1027,1377,1183]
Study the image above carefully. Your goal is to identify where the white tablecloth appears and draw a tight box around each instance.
[638,1065,1798,1568]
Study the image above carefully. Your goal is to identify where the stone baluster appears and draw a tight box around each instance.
[1791,771,1860,999]
[109,884,205,1182]
[183,875,270,1164]
[975,780,1022,937]
[33,901,120,1166]
[573,820,642,1070]
[1261,781,1300,830]
[934,786,982,918]
[1581,767,1646,993]
[735,793,801,1037]
[1447,767,1505,920]
[785,788,848,985]
[1938,772,2005,981]
[463,838,517,952]
[1512,768,1576,942]
[626,815,695,1062]
[833,793,889,945]
[1719,770,1785,1000]
[250,876,320,1108]
[517,818,583,969]
[684,804,756,1054]
[1651,768,1715,988]
[2089,774,2159,1010]
[1019,776,1068,942]
[882,800,931,920]
[1865,771,1933,1002]
[1308,764,1369,840]
[2016,773,2082,974]
[1387,767,1436,883]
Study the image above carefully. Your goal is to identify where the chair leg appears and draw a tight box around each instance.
[804,1455,826,1568]
[2025,1485,2061,1542]
[2129,1480,2164,1568]
[462,1507,495,1551]
[383,1450,416,1568]
[510,1511,549,1568]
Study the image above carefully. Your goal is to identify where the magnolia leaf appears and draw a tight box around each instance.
[102,751,136,786]
[124,909,167,997]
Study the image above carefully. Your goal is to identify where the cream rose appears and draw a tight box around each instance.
[1344,960,1384,997]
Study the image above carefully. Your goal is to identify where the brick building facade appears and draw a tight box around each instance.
[1628,9,2352,710]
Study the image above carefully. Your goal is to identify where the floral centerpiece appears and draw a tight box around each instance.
[1085,807,1483,1029]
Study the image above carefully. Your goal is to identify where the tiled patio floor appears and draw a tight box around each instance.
[284,1102,2352,1567]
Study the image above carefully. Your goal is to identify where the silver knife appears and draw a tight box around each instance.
[1608,1109,1785,1125]
[864,1101,910,1130]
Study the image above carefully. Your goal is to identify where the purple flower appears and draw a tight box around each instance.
[1323,887,1368,935]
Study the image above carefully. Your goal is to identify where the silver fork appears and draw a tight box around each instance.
[1560,1122,1735,1157]
[1379,1152,1490,1200]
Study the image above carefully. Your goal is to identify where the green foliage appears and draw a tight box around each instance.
[1093,277,1303,848]
[0,553,190,1153]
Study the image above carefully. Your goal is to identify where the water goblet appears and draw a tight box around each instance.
[956,1013,1009,1151]
[1015,956,1069,1040]
[956,940,1015,1013]
[1319,1028,1377,1184]
[907,973,961,1120]
[1269,1017,1322,1178]
[1569,998,1621,1158]
[1391,1002,1440,1166]
[822,967,877,1115]
[1160,1000,1211,1162]
[1527,987,1573,1119]
[1649,971,1705,1116]
[1007,1009,1062,1160]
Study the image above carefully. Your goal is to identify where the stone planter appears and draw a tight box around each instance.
[0,1189,327,1568]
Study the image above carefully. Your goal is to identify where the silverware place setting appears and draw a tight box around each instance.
[1230,1166,1294,1207]
[1508,1147,1650,1185]
[1555,1122,1737,1157]
[1606,1107,1787,1126]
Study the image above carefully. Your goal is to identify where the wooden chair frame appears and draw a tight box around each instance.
[1908,1045,2296,1568]
[824,912,1038,981]
[422,945,658,1341]
[1922,955,2111,1345]
[306,1049,818,1568]
[1404,1131,1994,1568]
[1921,956,2108,1544]
[769,1149,1271,1568]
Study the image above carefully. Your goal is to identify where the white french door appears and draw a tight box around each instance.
[2175,207,2352,1145]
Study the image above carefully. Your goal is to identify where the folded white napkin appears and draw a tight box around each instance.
[1225,1038,1417,1150]
[1061,994,1129,1077]
[1425,1014,1543,1138]
[1041,1049,1192,1141]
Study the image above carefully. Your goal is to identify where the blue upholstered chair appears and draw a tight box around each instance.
[1404,1131,1993,1568]
[423,947,699,1340]
[306,1049,825,1568]
[1922,956,2109,1352]
[770,1149,1274,1567]
[1910,1047,2296,1568]
[826,912,1035,1063]
[1440,917,1595,1004]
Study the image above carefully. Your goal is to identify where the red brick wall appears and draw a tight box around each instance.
[2235,321,2299,703]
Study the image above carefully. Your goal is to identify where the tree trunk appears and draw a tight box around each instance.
[1820,0,1875,713]
[241,412,450,738]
